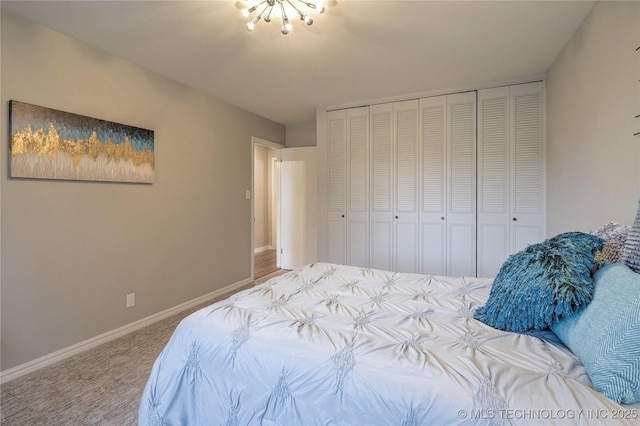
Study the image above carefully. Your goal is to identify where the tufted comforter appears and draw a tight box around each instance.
[139,263,640,425]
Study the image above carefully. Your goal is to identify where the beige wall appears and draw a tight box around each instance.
[546,0,640,236]
[0,13,284,371]
[253,144,275,250]
[285,118,316,147]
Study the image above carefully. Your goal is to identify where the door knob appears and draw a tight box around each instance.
[512,217,517,221]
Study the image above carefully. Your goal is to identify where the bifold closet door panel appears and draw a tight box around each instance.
[346,107,370,268]
[419,95,447,276]
[446,91,477,277]
[477,86,510,278]
[370,103,394,271]
[393,100,420,273]
[326,110,347,265]
[510,82,544,254]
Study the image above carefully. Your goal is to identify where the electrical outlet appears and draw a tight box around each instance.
[126,293,135,308]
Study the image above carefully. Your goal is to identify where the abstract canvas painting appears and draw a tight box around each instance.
[9,101,154,183]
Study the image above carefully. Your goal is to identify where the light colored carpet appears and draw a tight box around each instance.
[0,270,287,425]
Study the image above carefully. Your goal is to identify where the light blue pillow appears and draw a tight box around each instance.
[552,263,640,404]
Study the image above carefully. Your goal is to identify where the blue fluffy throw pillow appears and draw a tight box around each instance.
[474,232,604,333]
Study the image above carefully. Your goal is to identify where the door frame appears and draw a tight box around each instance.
[251,137,284,280]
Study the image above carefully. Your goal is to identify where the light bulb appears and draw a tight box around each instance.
[246,21,255,31]
[241,8,250,18]
[281,23,292,34]
[304,16,313,25]
[318,5,325,13]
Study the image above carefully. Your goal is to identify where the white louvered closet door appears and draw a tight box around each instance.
[370,103,394,271]
[510,82,544,253]
[477,82,545,278]
[393,100,420,273]
[419,95,447,276]
[346,107,370,267]
[446,92,477,277]
[326,110,347,265]
[477,86,510,278]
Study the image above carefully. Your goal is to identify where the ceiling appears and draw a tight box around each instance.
[1,0,596,126]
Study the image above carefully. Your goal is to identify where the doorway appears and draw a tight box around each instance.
[251,139,318,281]
[252,137,283,281]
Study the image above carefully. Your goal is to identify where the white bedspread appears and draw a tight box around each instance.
[139,263,640,425]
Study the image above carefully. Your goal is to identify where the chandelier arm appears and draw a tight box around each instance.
[299,0,324,13]
[244,0,269,15]
[264,5,274,22]
[279,1,292,34]
[285,0,305,20]
[279,1,289,22]
[257,3,271,19]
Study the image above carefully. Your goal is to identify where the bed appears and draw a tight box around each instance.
[139,259,640,425]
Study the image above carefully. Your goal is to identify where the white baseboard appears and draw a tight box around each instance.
[0,276,254,384]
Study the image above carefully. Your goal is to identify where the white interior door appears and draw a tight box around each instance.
[278,147,318,270]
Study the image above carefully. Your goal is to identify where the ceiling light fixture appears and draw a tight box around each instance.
[242,0,325,35]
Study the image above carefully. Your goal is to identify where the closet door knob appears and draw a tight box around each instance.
[512,217,517,222]
[395,215,399,219]
[341,214,345,218]
[441,216,445,220]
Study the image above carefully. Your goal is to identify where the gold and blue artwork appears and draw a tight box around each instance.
[9,100,154,183]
